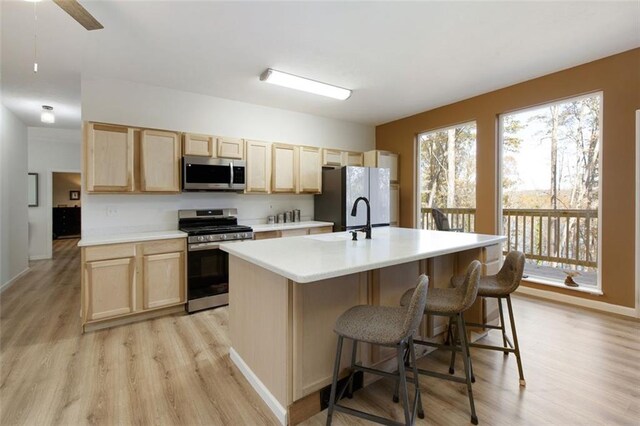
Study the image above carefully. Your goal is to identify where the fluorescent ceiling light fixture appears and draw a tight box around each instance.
[260,69,351,100]
[41,105,55,124]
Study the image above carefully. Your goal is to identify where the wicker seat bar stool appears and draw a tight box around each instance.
[396,260,482,425]
[450,250,527,386]
[326,275,429,426]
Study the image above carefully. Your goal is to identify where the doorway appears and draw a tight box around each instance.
[52,172,81,243]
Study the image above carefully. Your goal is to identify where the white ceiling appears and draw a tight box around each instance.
[2,1,639,129]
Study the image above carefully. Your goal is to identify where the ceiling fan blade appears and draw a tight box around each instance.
[52,0,104,31]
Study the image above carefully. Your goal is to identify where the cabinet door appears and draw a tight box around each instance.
[342,151,364,167]
[390,184,400,226]
[86,123,134,192]
[245,140,272,193]
[217,137,244,159]
[85,257,135,321]
[297,146,322,193]
[309,226,333,234]
[143,252,185,310]
[378,152,399,183]
[140,130,181,192]
[184,133,215,157]
[272,144,297,193]
[322,149,343,167]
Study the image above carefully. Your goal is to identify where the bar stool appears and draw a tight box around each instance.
[450,251,526,386]
[326,275,429,426]
[396,260,482,425]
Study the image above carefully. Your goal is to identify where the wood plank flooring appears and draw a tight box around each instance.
[1,239,638,425]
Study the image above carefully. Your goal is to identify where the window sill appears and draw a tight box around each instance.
[522,276,603,296]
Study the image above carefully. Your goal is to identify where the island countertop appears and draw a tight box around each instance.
[220,227,506,283]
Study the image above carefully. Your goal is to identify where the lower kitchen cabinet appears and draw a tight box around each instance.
[253,225,332,240]
[81,237,187,332]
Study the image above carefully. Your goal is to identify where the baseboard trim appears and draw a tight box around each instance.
[516,286,637,318]
[229,347,287,425]
[0,267,30,293]
[29,255,51,261]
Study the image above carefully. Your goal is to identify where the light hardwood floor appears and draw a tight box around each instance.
[1,240,638,425]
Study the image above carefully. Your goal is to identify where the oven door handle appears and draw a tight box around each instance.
[229,161,234,188]
[188,242,222,252]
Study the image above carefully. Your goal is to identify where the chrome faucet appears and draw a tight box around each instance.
[350,196,372,239]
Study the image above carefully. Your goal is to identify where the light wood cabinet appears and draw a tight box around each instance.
[140,130,181,192]
[297,146,322,194]
[81,238,187,332]
[253,225,332,240]
[184,133,215,157]
[85,122,181,194]
[86,123,135,192]
[272,144,297,193]
[342,151,364,167]
[217,136,244,159]
[85,257,135,321]
[390,184,400,226]
[364,150,399,183]
[322,149,343,167]
[245,140,272,193]
[143,252,184,309]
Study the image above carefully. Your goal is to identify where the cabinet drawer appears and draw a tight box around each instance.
[483,244,502,263]
[280,228,310,238]
[84,243,136,262]
[309,226,333,235]
[141,239,186,255]
[254,231,280,240]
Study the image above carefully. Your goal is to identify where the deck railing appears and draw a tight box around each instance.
[420,207,598,269]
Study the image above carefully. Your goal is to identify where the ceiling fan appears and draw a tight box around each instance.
[52,0,103,30]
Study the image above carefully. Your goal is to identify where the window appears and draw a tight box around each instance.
[417,122,477,231]
[499,93,602,291]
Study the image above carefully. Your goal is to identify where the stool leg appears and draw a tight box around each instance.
[397,342,411,425]
[326,336,344,426]
[408,337,425,419]
[457,314,478,425]
[348,340,357,398]
[460,312,476,384]
[498,297,509,355]
[448,316,457,375]
[506,295,526,387]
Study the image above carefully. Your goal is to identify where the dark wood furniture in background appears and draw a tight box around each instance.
[53,207,81,239]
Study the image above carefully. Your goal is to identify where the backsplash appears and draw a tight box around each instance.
[82,192,314,237]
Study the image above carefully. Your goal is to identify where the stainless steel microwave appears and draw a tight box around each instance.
[182,156,246,191]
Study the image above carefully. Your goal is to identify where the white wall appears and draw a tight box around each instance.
[1,104,29,289]
[27,127,81,259]
[81,77,375,237]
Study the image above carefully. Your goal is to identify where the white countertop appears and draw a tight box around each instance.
[220,227,506,283]
[248,221,333,233]
[78,230,187,247]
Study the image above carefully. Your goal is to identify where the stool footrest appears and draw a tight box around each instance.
[466,322,503,330]
[353,364,398,380]
[413,338,461,352]
[470,342,515,353]
[414,366,467,384]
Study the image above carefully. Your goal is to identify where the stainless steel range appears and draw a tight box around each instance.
[179,208,253,313]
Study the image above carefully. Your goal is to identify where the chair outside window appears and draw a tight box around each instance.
[431,208,463,232]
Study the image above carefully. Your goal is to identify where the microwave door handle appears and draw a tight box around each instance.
[229,161,234,187]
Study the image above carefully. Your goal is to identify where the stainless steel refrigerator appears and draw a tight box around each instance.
[314,166,390,231]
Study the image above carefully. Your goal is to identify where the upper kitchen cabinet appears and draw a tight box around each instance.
[297,146,322,193]
[217,136,245,160]
[272,143,297,193]
[322,149,343,167]
[364,150,399,183]
[184,133,215,157]
[245,140,272,194]
[140,130,181,192]
[342,151,364,167]
[85,123,135,192]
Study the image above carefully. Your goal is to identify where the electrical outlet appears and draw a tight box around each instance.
[106,206,118,217]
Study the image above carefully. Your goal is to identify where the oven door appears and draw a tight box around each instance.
[186,243,229,312]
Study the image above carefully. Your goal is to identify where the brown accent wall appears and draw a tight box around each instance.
[376,48,640,308]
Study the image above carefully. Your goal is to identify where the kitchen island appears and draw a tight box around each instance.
[220,227,506,425]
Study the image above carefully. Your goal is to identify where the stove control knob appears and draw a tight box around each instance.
[221,234,227,240]
[197,236,206,242]
[206,235,214,242]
